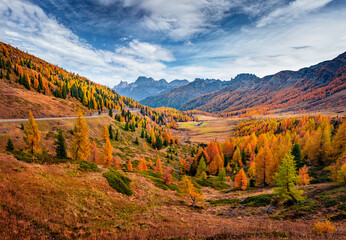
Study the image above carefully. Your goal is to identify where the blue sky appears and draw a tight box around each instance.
[0,0,345,87]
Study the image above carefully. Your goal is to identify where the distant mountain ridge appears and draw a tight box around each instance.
[113,76,189,101]
[180,52,346,114]
[140,78,233,109]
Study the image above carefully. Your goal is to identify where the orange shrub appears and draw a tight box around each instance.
[312,220,335,235]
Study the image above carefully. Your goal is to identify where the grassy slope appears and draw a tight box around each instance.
[1,154,345,239]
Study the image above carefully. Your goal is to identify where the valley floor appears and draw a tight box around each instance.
[0,153,345,240]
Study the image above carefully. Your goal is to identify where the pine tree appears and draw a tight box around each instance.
[134,136,139,145]
[291,143,304,169]
[115,129,119,141]
[6,138,14,152]
[163,168,172,185]
[274,154,303,202]
[109,108,113,117]
[125,121,129,131]
[181,176,204,209]
[155,157,163,174]
[24,111,40,154]
[108,124,114,140]
[234,168,248,190]
[54,129,67,159]
[70,110,90,161]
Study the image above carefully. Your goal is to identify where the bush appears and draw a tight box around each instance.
[208,198,240,206]
[79,160,100,172]
[196,178,229,190]
[312,220,335,235]
[103,171,133,196]
[242,194,274,207]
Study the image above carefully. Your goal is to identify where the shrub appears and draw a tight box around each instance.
[79,160,100,172]
[312,220,335,235]
[242,194,274,207]
[208,198,240,206]
[103,171,133,196]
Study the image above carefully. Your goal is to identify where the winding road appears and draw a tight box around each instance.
[0,114,107,123]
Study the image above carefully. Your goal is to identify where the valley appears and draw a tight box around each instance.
[0,40,345,240]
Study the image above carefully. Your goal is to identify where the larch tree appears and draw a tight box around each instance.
[231,147,242,167]
[163,168,172,185]
[70,110,91,161]
[181,176,204,209]
[298,165,312,185]
[114,156,121,169]
[90,140,99,163]
[127,160,133,171]
[155,157,163,174]
[254,145,273,186]
[196,156,207,177]
[24,111,40,154]
[102,136,113,166]
[208,153,223,175]
[102,125,110,141]
[234,168,248,190]
[137,157,148,171]
[332,121,346,157]
[274,154,303,202]
[205,141,219,164]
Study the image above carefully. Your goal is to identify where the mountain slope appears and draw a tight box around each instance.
[140,78,232,109]
[113,76,189,101]
[180,53,346,115]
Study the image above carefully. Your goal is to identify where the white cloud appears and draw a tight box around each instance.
[0,0,175,87]
[257,0,332,27]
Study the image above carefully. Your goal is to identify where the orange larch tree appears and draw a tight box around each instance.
[234,168,248,190]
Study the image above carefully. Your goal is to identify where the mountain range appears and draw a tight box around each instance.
[113,76,189,101]
[116,52,345,115]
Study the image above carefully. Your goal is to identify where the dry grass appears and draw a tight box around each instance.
[0,154,345,239]
[0,80,88,119]
[177,117,243,143]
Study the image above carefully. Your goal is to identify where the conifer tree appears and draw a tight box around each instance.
[274,154,303,202]
[163,168,172,185]
[127,160,133,171]
[102,125,110,141]
[291,143,303,169]
[6,138,14,152]
[54,129,67,159]
[102,137,113,166]
[90,140,99,163]
[181,176,204,209]
[114,156,121,169]
[137,157,148,171]
[336,163,346,185]
[108,124,114,140]
[254,146,273,186]
[70,110,90,161]
[208,153,223,175]
[298,165,312,185]
[109,108,113,118]
[155,157,163,174]
[332,121,346,157]
[231,147,242,167]
[115,129,119,141]
[234,168,248,190]
[24,111,40,154]
[196,156,207,177]
[218,167,226,181]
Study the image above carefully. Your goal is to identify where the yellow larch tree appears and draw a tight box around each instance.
[127,160,133,171]
[70,110,91,161]
[101,125,110,141]
[89,140,99,163]
[254,145,274,186]
[24,111,41,154]
[181,176,204,209]
[234,168,248,190]
[155,157,163,174]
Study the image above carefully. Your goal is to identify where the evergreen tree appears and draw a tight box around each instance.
[155,157,163,174]
[134,136,139,145]
[125,121,129,131]
[141,128,145,138]
[218,167,226,181]
[54,129,67,159]
[115,129,119,141]
[24,111,40,154]
[291,143,304,169]
[70,110,91,161]
[196,156,207,177]
[108,124,114,140]
[6,138,14,152]
[274,154,303,202]
[109,108,113,117]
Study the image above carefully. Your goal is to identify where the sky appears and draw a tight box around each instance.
[0,0,345,87]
